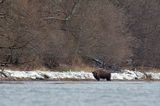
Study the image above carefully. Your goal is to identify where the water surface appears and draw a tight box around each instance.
[0,81,159,106]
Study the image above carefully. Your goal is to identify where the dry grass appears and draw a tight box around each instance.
[135,66,160,73]
[124,66,160,73]
[4,63,48,71]
[54,64,95,72]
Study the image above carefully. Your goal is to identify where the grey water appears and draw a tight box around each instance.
[0,81,160,106]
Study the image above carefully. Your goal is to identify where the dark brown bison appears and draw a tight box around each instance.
[92,69,111,81]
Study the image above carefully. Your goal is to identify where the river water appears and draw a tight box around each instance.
[0,81,159,106]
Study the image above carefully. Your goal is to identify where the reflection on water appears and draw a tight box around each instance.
[0,81,160,106]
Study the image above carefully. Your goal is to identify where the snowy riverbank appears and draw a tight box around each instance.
[0,69,160,81]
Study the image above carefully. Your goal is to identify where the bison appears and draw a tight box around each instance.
[92,68,111,81]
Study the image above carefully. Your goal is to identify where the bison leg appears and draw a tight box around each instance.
[106,77,111,81]
[96,78,100,81]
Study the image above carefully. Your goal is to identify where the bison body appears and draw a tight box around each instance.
[92,69,111,81]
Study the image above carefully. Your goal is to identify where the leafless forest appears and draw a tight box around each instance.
[0,0,160,70]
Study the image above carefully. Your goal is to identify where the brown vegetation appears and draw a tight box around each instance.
[0,0,160,71]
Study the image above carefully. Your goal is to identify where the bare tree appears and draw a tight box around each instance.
[63,0,132,66]
[117,0,160,68]
[1,0,159,70]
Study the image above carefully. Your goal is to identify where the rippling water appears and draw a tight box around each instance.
[0,81,160,106]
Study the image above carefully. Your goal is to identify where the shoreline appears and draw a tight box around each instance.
[0,78,160,82]
[0,69,160,81]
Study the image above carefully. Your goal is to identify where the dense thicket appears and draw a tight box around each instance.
[0,0,160,70]
[111,0,160,68]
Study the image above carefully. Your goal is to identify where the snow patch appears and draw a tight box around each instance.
[145,72,160,80]
[1,69,160,80]
[111,70,145,80]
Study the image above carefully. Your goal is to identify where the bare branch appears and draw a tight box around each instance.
[0,0,4,4]
[43,16,66,21]
[65,0,80,21]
